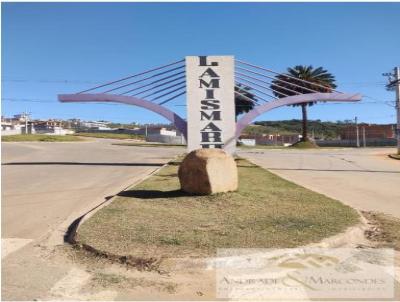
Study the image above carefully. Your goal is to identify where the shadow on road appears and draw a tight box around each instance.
[267,167,400,174]
[2,162,164,167]
[118,189,191,199]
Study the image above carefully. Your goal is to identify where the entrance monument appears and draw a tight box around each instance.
[186,56,236,154]
[58,55,362,156]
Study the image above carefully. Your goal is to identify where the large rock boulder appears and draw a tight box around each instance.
[178,148,238,195]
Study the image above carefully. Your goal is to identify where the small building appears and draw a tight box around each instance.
[239,138,256,146]
[79,120,112,130]
[31,119,74,135]
[1,115,27,135]
[130,126,177,136]
[240,133,300,146]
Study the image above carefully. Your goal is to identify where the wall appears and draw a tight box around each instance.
[240,139,256,146]
[2,129,22,135]
[146,134,186,145]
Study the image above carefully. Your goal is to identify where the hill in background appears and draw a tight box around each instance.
[243,119,389,140]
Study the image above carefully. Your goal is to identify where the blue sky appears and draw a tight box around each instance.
[2,2,399,124]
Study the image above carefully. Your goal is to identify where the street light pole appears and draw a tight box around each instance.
[385,67,400,155]
[395,67,400,155]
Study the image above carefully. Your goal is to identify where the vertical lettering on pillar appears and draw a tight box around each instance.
[185,55,236,154]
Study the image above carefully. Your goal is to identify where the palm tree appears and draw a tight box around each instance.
[271,65,337,142]
[235,84,255,119]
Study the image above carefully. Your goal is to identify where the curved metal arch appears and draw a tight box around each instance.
[236,92,363,138]
[58,93,188,138]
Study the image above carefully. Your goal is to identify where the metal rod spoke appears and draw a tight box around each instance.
[140,81,187,99]
[119,72,185,95]
[149,85,187,102]
[234,91,259,104]
[158,91,186,105]
[235,84,272,102]
[236,71,301,96]
[102,65,185,94]
[129,75,185,96]
[77,59,185,94]
[236,66,319,94]
[236,77,286,98]
[236,59,340,93]
[236,76,289,96]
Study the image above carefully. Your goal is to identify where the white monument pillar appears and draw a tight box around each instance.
[185,55,236,154]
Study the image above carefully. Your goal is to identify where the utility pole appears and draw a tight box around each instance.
[395,67,400,154]
[355,116,360,147]
[384,67,400,155]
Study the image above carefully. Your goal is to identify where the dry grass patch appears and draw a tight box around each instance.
[74,132,144,140]
[77,158,359,258]
[363,211,400,250]
[1,134,83,142]
[91,272,177,293]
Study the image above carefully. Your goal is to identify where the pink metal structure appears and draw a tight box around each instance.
[235,92,362,138]
[58,57,362,140]
[58,93,188,137]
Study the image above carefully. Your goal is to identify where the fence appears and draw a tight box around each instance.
[316,138,396,147]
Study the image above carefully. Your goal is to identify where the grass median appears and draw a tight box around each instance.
[77,158,359,259]
[1,134,83,142]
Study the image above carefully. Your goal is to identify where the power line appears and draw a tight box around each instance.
[2,79,104,84]
[1,98,124,106]
[319,100,393,105]
[2,98,56,103]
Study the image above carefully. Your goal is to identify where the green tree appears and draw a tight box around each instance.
[235,84,256,118]
[271,65,337,141]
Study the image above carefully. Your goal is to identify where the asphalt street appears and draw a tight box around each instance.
[2,141,399,300]
[1,139,182,300]
[239,147,400,218]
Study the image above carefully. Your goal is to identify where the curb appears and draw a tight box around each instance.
[304,209,369,248]
[388,154,400,160]
[71,211,371,273]
[45,155,181,247]
[68,156,372,273]
[70,157,178,244]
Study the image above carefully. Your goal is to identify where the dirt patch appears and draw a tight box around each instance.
[362,211,400,250]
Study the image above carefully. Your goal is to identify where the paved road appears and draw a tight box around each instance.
[2,139,181,241]
[2,142,399,300]
[1,139,182,300]
[239,147,400,218]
